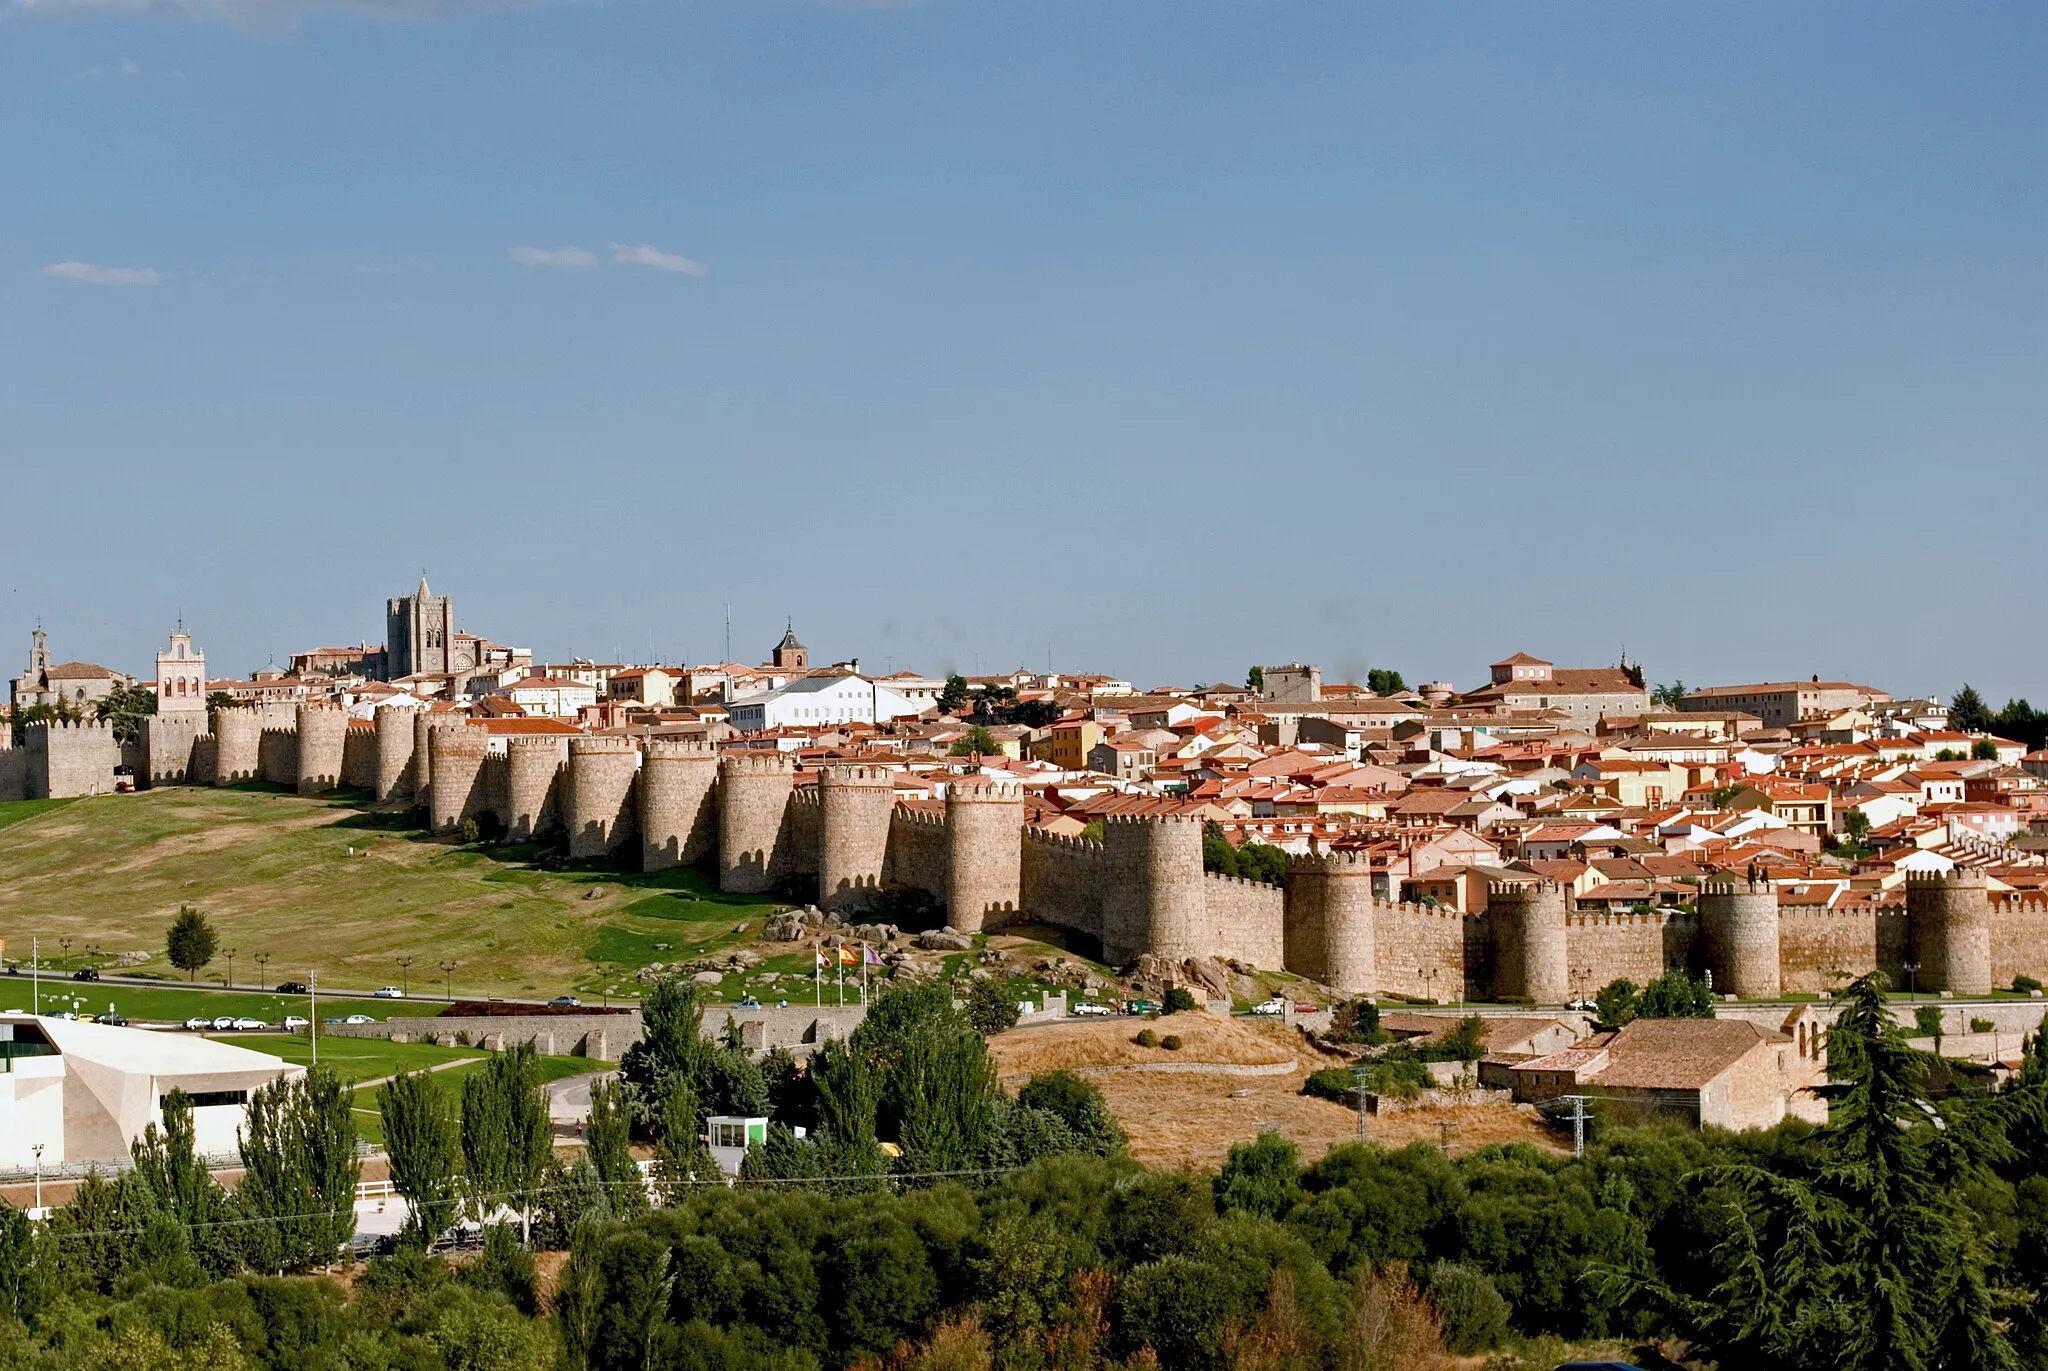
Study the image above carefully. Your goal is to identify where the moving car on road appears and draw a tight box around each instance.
[72,968,100,982]
[277,980,307,994]
[231,1017,267,1031]
[283,1016,308,1030]
[374,986,405,999]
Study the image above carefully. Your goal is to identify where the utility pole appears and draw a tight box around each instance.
[31,935,38,1016]
[1353,1062,1371,1144]
[1567,1094,1589,1157]
[310,972,317,1067]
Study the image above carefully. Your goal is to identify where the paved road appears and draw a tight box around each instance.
[545,1070,616,1135]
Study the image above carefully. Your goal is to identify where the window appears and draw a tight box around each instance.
[180,1090,248,1110]
[711,1120,751,1149]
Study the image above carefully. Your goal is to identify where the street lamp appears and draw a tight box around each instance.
[31,1143,43,1214]
[223,947,238,990]
[396,955,415,997]
[439,960,457,1002]
[254,952,270,987]
[1903,961,1921,996]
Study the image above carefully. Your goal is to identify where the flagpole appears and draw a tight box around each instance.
[837,942,845,1006]
[814,941,821,1007]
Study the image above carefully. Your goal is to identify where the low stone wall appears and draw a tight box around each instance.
[322,1003,869,1060]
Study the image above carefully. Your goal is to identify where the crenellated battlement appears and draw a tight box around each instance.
[949,781,1023,802]
[505,736,567,756]
[643,736,716,761]
[28,720,118,736]
[892,807,946,830]
[1699,878,1774,897]
[1022,826,1105,855]
[1488,878,1559,898]
[1288,848,1374,874]
[1202,869,1281,892]
[569,734,638,756]
[1906,868,1988,889]
[820,763,894,787]
[721,751,795,776]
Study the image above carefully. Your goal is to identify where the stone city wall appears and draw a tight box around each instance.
[885,808,949,903]
[1020,828,1106,942]
[1197,871,1286,969]
[323,1003,869,1059]
[1564,911,1692,991]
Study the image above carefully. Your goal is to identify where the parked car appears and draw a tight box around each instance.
[374,986,405,999]
[1294,1003,1317,1013]
[95,1013,127,1026]
[736,996,762,1008]
[1071,1002,1113,1017]
[231,1017,267,1031]
[1568,998,1597,1013]
[1122,999,1159,1015]
[185,1017,211,1031]
[342,1013,375,1025]
[72,968,100,982]
[1249,1000,1283,1016]
[277,980,308,995]
[211,1015,237,1031]
[549,995,582,1007]
[282,1015,309,1030]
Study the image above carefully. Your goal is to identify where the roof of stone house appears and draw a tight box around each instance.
[44,661,120,680]
[1587,1018,1788,1091]
[1466,668,1646,700]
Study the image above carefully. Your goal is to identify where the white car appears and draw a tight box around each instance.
[232,1017,267,1031]
[282,1016,308,1030]
[211,1015,237,1031]
[1070,1002,1113,1017]
[374,986,405,999]
[342,1013,375,1025]
[1249,1000,1285,1016]
[184,1016,211,1031]
[1568,998,1597,1013]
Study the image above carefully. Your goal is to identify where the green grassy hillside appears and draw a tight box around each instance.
[0,788,785,1000]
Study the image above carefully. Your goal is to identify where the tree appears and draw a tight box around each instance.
[461,1044,553,1240]
[1972,738,1999,761]
[1650,973,2027,1370]
[1163,987,1199,1015]
[1635,970,1715,1019]
[1007,697,1062,728]
[1950,683,1991,734]
[381,1068,461,1247]
[166,905,218,977]
[950,725,1003,757]
[1246,665,1265,693]
[966,978,1022,1036]
[95,681,158,746]
[585,1078,645,1216]
[1843,809,1873,848]
[938,674,970,714]
[1366,668,1406,697]
[1651,680,1689,710]
[1015,1070,1124,1156]
[1216,1130,1303,1219]
[237,1066,359,1272]
[129,1087,232,1276]
[1594,977,1640,1028]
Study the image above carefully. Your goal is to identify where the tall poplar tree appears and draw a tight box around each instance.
[380,1069,460,1247]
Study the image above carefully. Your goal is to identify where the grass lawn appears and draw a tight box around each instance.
[0,788,790,999]
[0,980,397,1024]
[250,1034,604,1144]
[0,798,73,833]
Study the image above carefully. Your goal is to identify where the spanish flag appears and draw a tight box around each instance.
[839,943,859,966]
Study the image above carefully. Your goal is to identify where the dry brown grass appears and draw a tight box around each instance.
[992,1014,1564,1167]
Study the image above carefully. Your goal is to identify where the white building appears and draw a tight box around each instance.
[0,1015,302,1168]
[489,675,599,719]
[724,675,921,731]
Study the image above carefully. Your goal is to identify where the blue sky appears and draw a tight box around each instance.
[4,1,2044,700]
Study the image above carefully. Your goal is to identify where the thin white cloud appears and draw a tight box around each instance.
[40,261,161,287]
[610,243,706,276]
[508,245,596,269]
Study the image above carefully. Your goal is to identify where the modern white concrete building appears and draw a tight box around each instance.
[0,1015,302,1169]
[724,674,921,731]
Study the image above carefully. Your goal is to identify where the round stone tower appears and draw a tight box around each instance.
[1102,814,1205,966]
[567,735,640,859]
[412,711,438,799]
[295,703,349,797]
[373,706,416,803]
[719,752,796,893]
[504,736,566,841]
[946,782,1025,933]
[428,725,488,832]
[1284,849,1376,996]
[819,765,895,913]
[1488,880,1570,1004]
[213,707,261,786]
[640,737,720,872]
[1700,877,1781,998]
[1908,868,1993,996]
